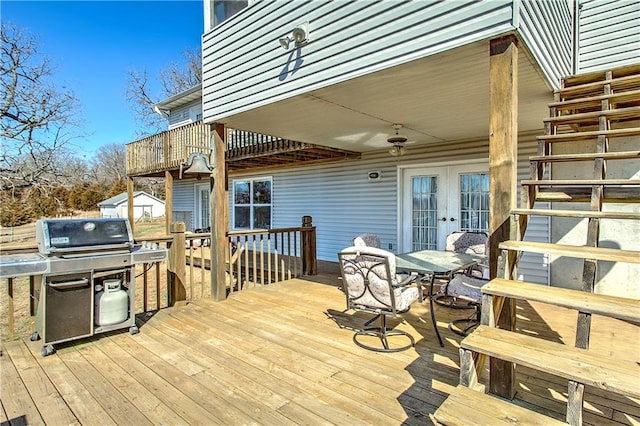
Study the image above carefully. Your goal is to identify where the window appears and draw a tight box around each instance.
[233,177,272,229]
[459,172,489,232]
[207,0,248,30]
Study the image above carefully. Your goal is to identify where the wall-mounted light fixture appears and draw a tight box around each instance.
[279,22,310,50]
[180,152,214,180]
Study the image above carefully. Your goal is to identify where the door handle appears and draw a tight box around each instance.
[450,218,456,222]
[441,217,447,222]
[48,278,90,289]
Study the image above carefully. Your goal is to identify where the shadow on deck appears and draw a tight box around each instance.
[2,265,639,425]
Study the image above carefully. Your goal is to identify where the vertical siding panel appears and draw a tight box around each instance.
[518,0,573,88]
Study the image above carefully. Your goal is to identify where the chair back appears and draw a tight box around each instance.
[352,233,381,248]
[445,231,489,256]
[338,247,400,313]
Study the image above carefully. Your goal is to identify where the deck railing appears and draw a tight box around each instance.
[0,218,317,342]
[126,124,320,176]
[126,121,210,176]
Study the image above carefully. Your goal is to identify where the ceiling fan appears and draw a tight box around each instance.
[387,124,408,157]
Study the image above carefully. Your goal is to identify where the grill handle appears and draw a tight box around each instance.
[48,278,90,289]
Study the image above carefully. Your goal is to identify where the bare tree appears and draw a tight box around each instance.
[91,142,126,184]
[1,22,85,192]
[125,47,202,136]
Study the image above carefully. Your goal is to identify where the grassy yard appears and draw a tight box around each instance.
[0,213,168,249]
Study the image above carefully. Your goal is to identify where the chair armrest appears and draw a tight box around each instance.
[395,272,423,302]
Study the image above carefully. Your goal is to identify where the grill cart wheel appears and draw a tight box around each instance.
[41,345,55,357]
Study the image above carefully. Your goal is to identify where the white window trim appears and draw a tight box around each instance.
[231,176,273,230]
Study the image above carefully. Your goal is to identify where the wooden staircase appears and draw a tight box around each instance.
[433,64,640,425]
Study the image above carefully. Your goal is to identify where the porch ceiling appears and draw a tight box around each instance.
[216,40,553,153]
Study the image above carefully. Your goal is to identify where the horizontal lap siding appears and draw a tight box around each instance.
[229,133,548,284]
[577,0,640,73]
[517,0,573,88]
[202,1,514,122]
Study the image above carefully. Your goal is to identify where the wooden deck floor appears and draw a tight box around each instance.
[2,268,639,425]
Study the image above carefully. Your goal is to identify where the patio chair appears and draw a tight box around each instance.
[337,246,421,352]
[434,231,488,308]
[351,233,381,248]
[446,268,488,336]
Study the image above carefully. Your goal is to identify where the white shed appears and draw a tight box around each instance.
[98,192,165,221]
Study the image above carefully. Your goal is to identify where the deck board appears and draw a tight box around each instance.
[2,274,639,425]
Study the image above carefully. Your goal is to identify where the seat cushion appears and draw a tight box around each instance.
[447,275,486,303]
[394,286,420,312]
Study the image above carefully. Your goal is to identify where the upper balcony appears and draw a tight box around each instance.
[125,121,360,178]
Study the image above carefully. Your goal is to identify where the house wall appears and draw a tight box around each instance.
[100,206,119,218]
[576,0,640,73]
[168,99,203,129]
[116,196,166,220]
[517,0,573,87]
[202,1,517,122]
[173,179,196,231]
[550,136,640,299]
[173,133,550,284]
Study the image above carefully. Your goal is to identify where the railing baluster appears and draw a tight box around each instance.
[143,263,149,313]
[7,278,15,339]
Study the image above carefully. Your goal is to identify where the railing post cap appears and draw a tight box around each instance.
[171,222,186,233]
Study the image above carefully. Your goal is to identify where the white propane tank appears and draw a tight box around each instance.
[95,279,128,326]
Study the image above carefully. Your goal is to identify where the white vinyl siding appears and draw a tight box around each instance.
[229,132,549,284]
[576,0,640,73]
[517,0,573,88]
[173,179,197,231]
[168,100,203,129]
[202,1,516,123]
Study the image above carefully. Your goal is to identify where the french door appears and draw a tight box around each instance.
[401,163,489,252]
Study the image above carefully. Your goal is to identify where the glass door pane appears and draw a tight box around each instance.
[411,175,438,251]
[200,188,210,229]
[458,172,489,233]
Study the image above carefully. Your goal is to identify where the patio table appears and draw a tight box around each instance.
[396,249,482,347]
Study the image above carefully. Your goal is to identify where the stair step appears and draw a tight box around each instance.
[461,326,640,398]
[529,151,640,163]
[543,106,640,126]
[522,179,640,186]
[498,240,640,264]
[482,278,640,323]
[557,74,640,99]
[562,64,640,89]
[549,89,640,112]
[532,187,640,203]
[432,385,567,426]
[537,128,640,143]
[511,208,640,220]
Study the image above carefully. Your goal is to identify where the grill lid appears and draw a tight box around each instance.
[36,218,134,255]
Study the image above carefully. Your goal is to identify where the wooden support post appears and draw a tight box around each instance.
[168,222,187,306]
[211,123,227,301]
[127,176,135,235]
[301,215,317,275]
[165,171,173,236]
[488,34,518,400]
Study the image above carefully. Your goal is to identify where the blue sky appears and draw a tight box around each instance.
[3,0,203,159]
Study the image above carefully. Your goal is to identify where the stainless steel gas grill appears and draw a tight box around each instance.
[0,218,168,356]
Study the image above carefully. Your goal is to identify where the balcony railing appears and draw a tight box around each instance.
[126,122,360,177]
[126,121,210,177]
